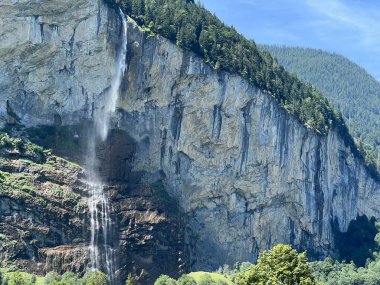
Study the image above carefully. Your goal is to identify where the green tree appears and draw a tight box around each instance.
[107,0,358,140]
[60,272,79,285]
[154,275,177,285]
[177,274,196,285]
[236,244,316,285]
[8,272,28,285]
[198,274,214,285]
[44,272,61,284]
[85,271,108,285]
[260,45,380,175]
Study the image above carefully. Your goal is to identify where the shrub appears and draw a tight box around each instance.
[8,272,28,285]
[44,272,61,284]
[85,271,108,285]
[177,274,196,285]
[154,275,177,285]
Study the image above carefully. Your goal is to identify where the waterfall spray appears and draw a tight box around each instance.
[87,9,127,285]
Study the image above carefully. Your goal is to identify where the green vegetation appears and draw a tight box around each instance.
[84,272,108,285]
[0,132,46,162]
[4,235,380,285]
[0,171,36,198]
[154,245,314,284]
[0,271,42,285]
[106,0,347,136]
[152,220,380,284]
[154,272,232,285]
[188,272,232,285]
[259,45,380,175]
[125,274,135,285]
[0,270,108,285]
[154,275,177,285]
[177,274,196,285]
[0,130,84,219]
[311,256,380,285]
[235,244,315,285]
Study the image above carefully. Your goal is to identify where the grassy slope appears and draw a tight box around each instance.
[188,272,234,285]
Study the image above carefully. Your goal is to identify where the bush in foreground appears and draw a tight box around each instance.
[235,244,315,285]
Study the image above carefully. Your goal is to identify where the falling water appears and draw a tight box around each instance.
[86,9,127,284]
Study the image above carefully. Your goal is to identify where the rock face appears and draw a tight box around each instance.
[0,0,120,126]
[0,1,187,281]
[1,0,380,280]
[0,140,89,275]
[119,25,380,269]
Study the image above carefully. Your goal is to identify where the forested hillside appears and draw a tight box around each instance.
[259,45,380,173]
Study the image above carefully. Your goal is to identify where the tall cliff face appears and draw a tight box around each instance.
[120,24,380,269]
[1,0,380,277]
[0,1,186,283]
[0,0,120,126]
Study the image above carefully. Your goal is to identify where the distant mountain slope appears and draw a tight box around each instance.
[259,45,380,169]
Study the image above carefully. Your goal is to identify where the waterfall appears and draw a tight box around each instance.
[86,8,127,284]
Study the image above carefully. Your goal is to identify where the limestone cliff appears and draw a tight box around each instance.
[1,0,380,281]
[120,24,380,269]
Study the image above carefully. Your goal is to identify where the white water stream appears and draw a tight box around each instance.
[86,9,127,285]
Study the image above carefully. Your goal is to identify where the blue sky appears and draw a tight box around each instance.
[200,0,380,81]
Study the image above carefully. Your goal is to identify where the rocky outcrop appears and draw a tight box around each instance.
[1,0,380,281]
[0,127,187,284]
[0,140,89,274]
